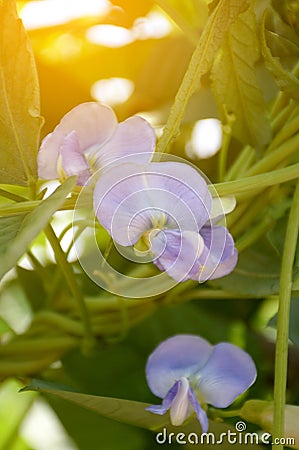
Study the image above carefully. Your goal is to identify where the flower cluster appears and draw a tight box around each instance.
[146,334,257,432]
[38,102,238,282]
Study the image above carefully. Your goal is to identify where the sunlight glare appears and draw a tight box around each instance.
[86,24,134,47]
[186,118,223,159]
[20,0,111,30]
[86,11,172,48]
[133,11,172,40]
[91,78,134,106]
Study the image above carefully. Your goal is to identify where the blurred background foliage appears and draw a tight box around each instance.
[1,0,299,448]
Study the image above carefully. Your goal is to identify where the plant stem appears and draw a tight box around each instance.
[272,181,299,449]
[0,188,27,202]
[212,163,299,197]
[45,225,95,353]
[271,100,297,135]
[0,336,79,356]
[246,133,299,176]
[267,113,299,152]
[155,0,245,154]
[0,354,61,377]
[235,217,274,252]
[0,199,40,216]
[225,145,255,181]
[218,109,235,181]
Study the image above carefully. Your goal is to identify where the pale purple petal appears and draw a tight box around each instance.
[60,131,91,185]
[37,102,117,179]
[146,335,213,398]
[55,102,117,152]
[196,343,257,408]
[188,387,209,433]
[151,230,204,282]
[197,226,238,281]
[169,377,190,425]
[94,163,155,246]
[38,131,65,179]
[93,162,212,246]
[96,116,156,169]
[146,380,179,415]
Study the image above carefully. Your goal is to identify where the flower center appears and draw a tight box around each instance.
[134,211,169,254]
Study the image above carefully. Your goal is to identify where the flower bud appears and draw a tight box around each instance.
[241,400,299,449]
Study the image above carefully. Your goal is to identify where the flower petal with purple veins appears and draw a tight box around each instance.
[96,116,156,170]
[197,226,238,281]
[38,102,117,179]
[146,334,213,398]
[146,380,180,415]
[196,342,257,408]
[93,162,212,246]
[150,229,204,282]
[169,377,190,426]
[146,335,256,431]
[188,387,209,433]
[60,131,91,185]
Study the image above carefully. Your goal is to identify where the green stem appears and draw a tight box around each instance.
[224,146,255,181]
[246,132,299,176]
[272,181,299,449]
[0,336,79,356]
[267,113,299,152]
[235,217,274,252]
[45,225,95,352]
[218,112,235,182]
[0,188,27,202]
[0,354,61,377]
[270,60,299,119]
[228,186,277,234]
[271,100,297,135]
[181,289,259,301]
[212,163,299,197]
[33,311,85,336]
[0,200,40,217]
[211,408,241,419]
[26,249,51,288]
[155,0,239,154]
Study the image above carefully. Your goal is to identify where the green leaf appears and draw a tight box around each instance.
[156,0,251,153]
[210,239,281,296]
[22,380,262,449]
[0,0,43,185]
[260,11,299,100]
[22,379,169,431]
[211,5,271,148]
[0,177,76,280]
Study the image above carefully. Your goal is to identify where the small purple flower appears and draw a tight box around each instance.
[37,102,155,185]
[146,334,257,432]
[93,161,238,282]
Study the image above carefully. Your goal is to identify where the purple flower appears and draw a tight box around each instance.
[93,161,238,282]
[37,102,155,185]
[146,334,257,432]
